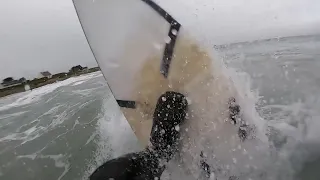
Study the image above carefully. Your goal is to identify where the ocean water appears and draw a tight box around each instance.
[0,35,320,180]
[0,72,140,180]
[217,35,320,180]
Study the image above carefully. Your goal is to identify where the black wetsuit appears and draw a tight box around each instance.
[90,91,188,180]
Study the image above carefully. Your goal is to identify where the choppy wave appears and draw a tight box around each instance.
[0,72,102,112]
[217,36,320,179]
[0,104,65,144]
[82,94,140,180]
[17,154,70,180]
[0,110,28,121]
[145,1,320,178]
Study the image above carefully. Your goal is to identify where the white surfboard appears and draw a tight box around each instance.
[72,0,270,179]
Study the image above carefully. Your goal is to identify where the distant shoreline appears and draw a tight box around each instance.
[214,33,320,48]
[0,67,100,98]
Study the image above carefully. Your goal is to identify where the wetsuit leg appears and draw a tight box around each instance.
[149,91,188,161]
[89,151,161,180]
[89,91,188,180]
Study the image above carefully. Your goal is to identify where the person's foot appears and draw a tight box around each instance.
[149,91,188,160]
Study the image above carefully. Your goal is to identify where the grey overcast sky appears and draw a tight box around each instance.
[1,0,320,80]
[0,0,96,80]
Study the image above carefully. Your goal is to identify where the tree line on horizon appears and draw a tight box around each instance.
[1,65,100,87]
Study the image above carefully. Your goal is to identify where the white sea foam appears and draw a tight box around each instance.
[82,94,139,180]
[153,0,270,143]
[0,111,28,121]
[85,132,98,146]
[72,81,86,86]
[0,104,66,145]
[18,153,70,180]
[72,87,101,96]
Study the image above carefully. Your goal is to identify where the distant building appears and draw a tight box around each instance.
[40,71,52,78]
[69,65,88,74]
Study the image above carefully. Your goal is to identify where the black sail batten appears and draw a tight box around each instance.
[141,0,181,78]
